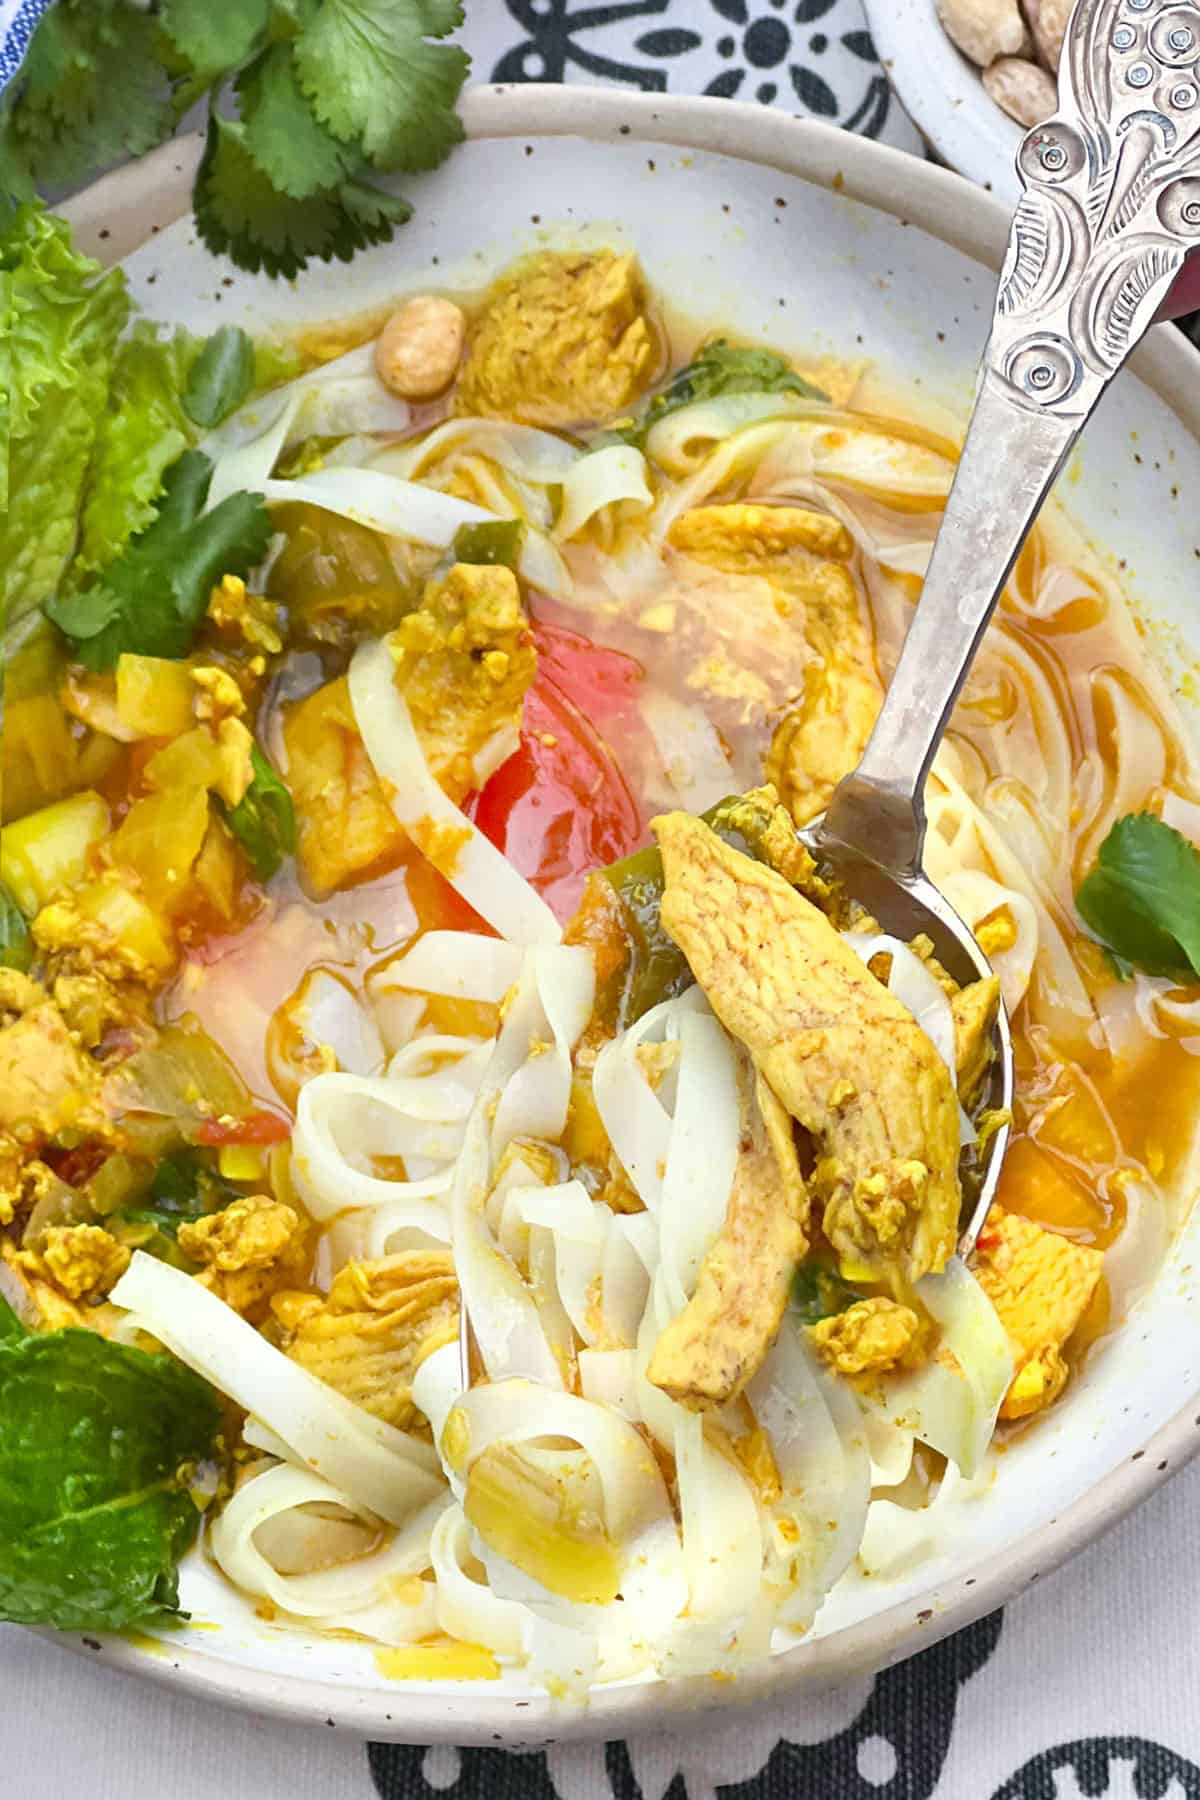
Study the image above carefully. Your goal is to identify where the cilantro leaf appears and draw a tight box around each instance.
[0,887,33,973]
[159,0,271,80]
[183,326,256,429]
[625,339,830,446]
[45,449,272,671]
[222,746,297,881]
[1076,812,1200,982]
[6,1,172,191]
[293,0,468,172]
[0,1303,219,1630]
[194,112,407,279]
[238,43,354,200]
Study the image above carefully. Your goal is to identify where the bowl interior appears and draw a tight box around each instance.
[55,92,1200,1741]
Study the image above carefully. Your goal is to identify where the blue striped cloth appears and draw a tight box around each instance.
[0,0,53,93]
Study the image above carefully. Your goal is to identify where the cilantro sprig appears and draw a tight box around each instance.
[1076,812,1200,983]
[1,1,469,277]
[44,449,272,670]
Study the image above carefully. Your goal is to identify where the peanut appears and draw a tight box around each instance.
[983,54,1058,126]
[375,295,466,400]
[936,0,1030,68]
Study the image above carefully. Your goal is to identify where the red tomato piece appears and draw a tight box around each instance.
[195,1109,292,1147]
[531,621,644,724]
[470,673,646,922]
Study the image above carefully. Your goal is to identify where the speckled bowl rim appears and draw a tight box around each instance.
[47,83,1200,1745]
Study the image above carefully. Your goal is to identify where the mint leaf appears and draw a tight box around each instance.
[183,326,256,430]
[293,0,468,173]
[1076,812,1200,982]
[159,0,271,80]
[626,339,830,446]
[792,1257,860,1325]
[0,1320,219,1630]
[222,746,296,881]
[46,450,272,670]
[238,43,354,200]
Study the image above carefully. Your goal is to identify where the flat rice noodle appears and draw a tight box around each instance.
[553,445,653,543]
[210,1461,446,1643]
[348,636,562,947]
[110,1253,445,1523]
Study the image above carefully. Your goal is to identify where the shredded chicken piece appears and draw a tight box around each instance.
[655,812,960,1286]
[207,574,284,654]
[808,1294,923,1375]
[0,972,105,1141]
[647,1040,809,1409]
[271,1251,459,1431]
[455,250,656,427]
[953,974,1001,1107]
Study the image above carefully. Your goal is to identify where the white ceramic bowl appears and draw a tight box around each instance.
[53,84,1200,1744]
[862,0,1024,203]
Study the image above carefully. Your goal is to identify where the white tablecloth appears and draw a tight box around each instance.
[5,3,1198,1797]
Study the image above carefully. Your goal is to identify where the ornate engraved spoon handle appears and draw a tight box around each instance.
[823,0,1200,874]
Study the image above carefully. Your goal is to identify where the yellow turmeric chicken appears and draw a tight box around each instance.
[270,1252,459,1431]
[655,808,962,1287]
[663,502,882,821]
[455,249,657,427]
[972,1206,1103,1420]
[647,1039,809,1409]
[285,561,535,896]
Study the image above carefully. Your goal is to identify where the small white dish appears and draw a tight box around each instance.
[862,0,1024,203]
[52,82,1200,1743]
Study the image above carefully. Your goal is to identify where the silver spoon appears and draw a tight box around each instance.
[803,0,1200,1252]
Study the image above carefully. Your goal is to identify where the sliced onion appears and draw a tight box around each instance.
[553,445,653,542]
[110,1253,445,1523]
[349,636,562,947]
[854,1256,1013,1478]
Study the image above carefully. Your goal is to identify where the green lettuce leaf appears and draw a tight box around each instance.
[1,205,130,631]
[0,1300,220,1631]
[73,322,202,577]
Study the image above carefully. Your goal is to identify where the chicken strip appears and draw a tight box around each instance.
[647,1040,809,1410]
[971,1206,1103,1420]
[655,812,961,1285]
[953,974,1001,1108]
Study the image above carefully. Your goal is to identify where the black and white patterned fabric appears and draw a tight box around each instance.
[2,4,1198,1796]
